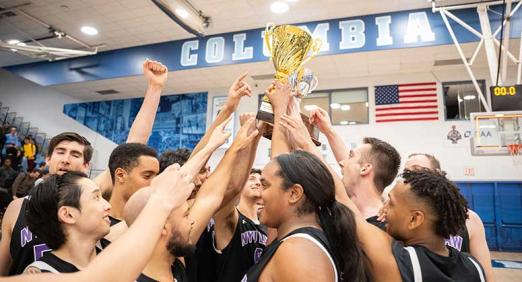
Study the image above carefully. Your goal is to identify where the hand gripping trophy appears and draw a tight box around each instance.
[256,23,322,145]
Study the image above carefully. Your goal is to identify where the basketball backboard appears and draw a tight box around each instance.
[431,0,508,9]
[470,111,522,156]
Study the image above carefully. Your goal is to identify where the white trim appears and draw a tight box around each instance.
[468,257,486,282]
[283,233,338,282]
[404,246,423,282]
[24,260,59,273]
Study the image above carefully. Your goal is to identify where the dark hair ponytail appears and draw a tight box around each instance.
[276,150,371,282]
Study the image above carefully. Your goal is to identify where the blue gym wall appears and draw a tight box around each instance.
[63,92,207,153]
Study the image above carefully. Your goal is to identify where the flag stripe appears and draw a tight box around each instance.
[398,94,437,98]
[399,82,437,87]
[376,111,439,117]
[375,105,438,111]
[399,88,437,92]
[376,117,439,122]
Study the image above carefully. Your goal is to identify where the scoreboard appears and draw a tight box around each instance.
[490,84,522,111]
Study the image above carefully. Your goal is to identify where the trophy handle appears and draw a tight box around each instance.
[310,75,318,92]
[265,23,276,55]
[297,38,322,70]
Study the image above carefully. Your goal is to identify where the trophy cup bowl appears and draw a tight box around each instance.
[257,23,322,145]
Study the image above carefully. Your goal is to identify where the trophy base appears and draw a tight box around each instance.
[256,107,321,147]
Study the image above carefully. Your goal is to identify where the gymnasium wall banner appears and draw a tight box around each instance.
[5,4,522,86]
[63,92,207,151]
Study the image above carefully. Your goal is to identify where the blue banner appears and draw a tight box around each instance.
[6,5,522,86]
[63,92,207,151]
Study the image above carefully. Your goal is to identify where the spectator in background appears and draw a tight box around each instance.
[5,127,21,149]
[21,137,36,172]
[0,122,10,154]
[4,143,20,170]
[0,158,18,191]
[11,168,41,199]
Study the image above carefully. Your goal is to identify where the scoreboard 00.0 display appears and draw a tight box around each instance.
[490,84,522,111]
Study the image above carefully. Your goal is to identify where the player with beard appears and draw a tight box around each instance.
[0,59,168,275]
[124,116,259,282]
[23,172,111,273]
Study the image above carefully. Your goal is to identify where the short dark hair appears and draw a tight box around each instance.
[401,169,468,238]
[408,153,441,170]
[250,168,262,175]
[159,148,191,173]
[47,132,93,164]
[362,137,401,192]
[109,143,158,183]
[26,172,88,249]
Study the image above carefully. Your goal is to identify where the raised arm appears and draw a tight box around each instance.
[267,81,292,158]
[94,60,167,192]
[309,107,349,163]
[189,118,259,242]
[191,73,251,158]
[467,210,495,282]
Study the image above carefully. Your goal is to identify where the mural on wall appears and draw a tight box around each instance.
[63,92,207,153]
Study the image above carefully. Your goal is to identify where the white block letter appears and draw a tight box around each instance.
[404,12,435,44]
[339,20,365,49]
[180,40,199,66]
[299,23,330,52]
[375,16,393,46]
[232,33,253,61]
[205,37,225,63]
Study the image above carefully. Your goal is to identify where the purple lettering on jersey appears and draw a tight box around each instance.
[254,247,263,264]
[33,243,51,260]
[240,231,268,247]
[20,227,33,247]
[445,235,463,251]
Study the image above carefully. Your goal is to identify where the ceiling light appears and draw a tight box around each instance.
[365,102,368,107]
[463,95,476,100]
[340,121,349,125]
[458,97,463,103]
[349,121,357,125]
[81,26,98,36]
[175,8,189,19]
[341,105,351,111]
[7,39,20,45]
[330,103,341,109]
[152,0,211,37]
[17,42,26,46]
[304,104,317,111]
[271,1,289,14]
[285,0,298,2]
[10,48,17,52]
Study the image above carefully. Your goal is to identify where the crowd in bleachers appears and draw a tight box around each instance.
[0,122,47,218]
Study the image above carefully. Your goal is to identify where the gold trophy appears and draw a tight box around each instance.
[257,23,322,145]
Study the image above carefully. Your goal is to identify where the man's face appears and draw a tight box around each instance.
[3,159,12,168]
[29,170,41,178]
[9,127,16,134]
[384,181,416,241]
[339,144,371,191]
[46,141,89,175]
[122,156,159,199]
[405,155,433,171]
[166,202,196,257]
[71,178,112,239]
[241,172,262,204]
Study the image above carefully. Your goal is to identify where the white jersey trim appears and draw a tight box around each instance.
[24,260,59,273]
[467,257,486,282]
[283,233,338,282]
[404,246,423,282]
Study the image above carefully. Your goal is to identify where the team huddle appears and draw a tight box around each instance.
[0,60,494,282]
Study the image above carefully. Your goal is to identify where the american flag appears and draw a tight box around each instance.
[375,82,439,123]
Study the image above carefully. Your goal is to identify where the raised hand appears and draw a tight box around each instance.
[207,115,233,150]
[150,163,194,211]
[143,59,168,88]
[226,72,252,110]
[280,114,313,150]
[309,107,333,134]
[266,80,292,114]
[239,112,257,127]
[230,117,259,151]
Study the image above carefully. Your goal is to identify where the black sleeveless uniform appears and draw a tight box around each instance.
[445,227,471,253]
[136,259,188,282]
[32,252,80,273]
[9,198,50,275]
[214,211,267,282]
[185,219,217,282]
[242,227,340,282]
[392,240,485,282]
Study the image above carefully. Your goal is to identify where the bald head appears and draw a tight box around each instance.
[124,187,153,226]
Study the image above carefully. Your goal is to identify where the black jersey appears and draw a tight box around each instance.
[185,219,217,282]
[26,252,79,273]
[9,198,51,275]
[242,227,340,282]
[136,259,188,282]
[366,215,386,230]
[215,211,267,282]
[392,240,485,282]
[445,226,471,253]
